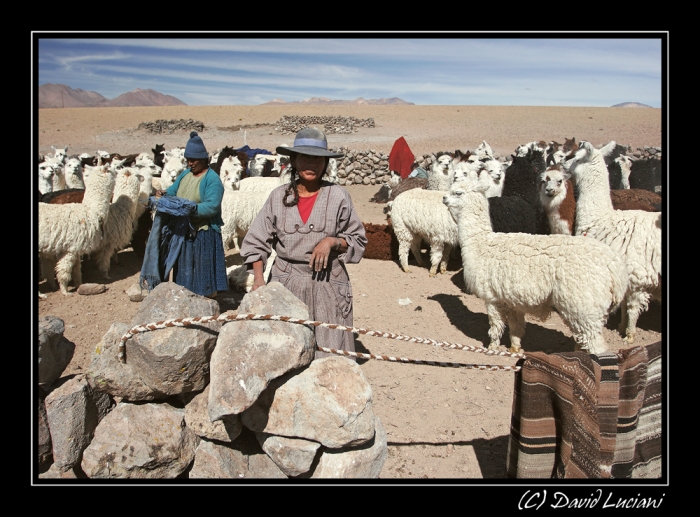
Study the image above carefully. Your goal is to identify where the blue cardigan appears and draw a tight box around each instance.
[165,167,225,232]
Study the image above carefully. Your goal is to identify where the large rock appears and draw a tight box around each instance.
[184,385,242,442]
[121,282,220,397]
[81,401,198,479]
[44,374,113,471]
[255,432,321,477]
[189,430,286,479]
[86,322,162,401]
[208,282,315,421]
[38,316,75,386]
[310,417,388,478]
[241,356,375,449]
[38,389,52,467]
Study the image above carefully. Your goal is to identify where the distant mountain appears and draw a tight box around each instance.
[611,102,653,108]
[38,84,187,108]
[261,97,414,106]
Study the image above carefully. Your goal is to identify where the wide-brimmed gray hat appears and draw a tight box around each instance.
[276,127,344,158]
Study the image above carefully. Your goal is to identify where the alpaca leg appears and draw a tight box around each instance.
[40,254,58,290]
[428,240,444,277]
[71,258,83,287]
[621,290,651,344]
[486,303,507,350]
[440,243,452,274]
[55,252,78,295]
[504,308,526,353]
[94,248,113,280]
[618,297,628,339]
[410,236,424,267]
[397,237,412,273]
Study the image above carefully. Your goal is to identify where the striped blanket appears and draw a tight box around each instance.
[506,341,662,479]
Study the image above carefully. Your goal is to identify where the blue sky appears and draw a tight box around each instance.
[34,35,665,108]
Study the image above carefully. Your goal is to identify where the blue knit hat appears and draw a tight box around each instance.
[184,131,209,159]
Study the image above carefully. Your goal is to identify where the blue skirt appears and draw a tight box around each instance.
[173,228,229,297]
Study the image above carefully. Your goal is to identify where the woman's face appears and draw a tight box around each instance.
[293,154,326,184]
[187,158,208,175]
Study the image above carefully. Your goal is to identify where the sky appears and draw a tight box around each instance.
[34,34,665,108]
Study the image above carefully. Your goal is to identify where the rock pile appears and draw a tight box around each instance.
[329,147,487,187]
[137,119,205,134]
[275,115,375,135]
[37,282,387,480]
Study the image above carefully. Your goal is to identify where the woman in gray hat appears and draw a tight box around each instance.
[240,127,367,359]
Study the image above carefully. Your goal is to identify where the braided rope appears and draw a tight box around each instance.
[117,313,525,371]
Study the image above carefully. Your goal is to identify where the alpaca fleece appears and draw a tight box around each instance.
[39,167,116,295]
[443,176,628,355]
[569,141,662,344]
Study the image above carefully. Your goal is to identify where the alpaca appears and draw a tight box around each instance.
[389,188,458,277]
[539,165,576,235]
[63,158,85,190]
[442,171,628,355]
[92,169,143,279]
[38,166,116,295]
[426,152,455,191]
[568,141,662,343]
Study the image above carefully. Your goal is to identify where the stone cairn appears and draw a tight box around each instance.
[37,282,387,480]
[137,119,205,134]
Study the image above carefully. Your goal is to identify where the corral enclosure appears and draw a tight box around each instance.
[35,104,664,480]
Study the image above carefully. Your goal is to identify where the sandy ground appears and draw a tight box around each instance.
[35,105,664,480]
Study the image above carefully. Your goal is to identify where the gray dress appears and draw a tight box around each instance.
[240,182,367,358]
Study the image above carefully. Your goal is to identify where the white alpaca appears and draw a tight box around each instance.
[389,188,458,277]
[615,155,633,189]
[326,158,339,184]
[568,141,662,343]
[442,172,628,355]
[92,169,143,279]
[474,140,494,161]
[39,161,60,195]
[63,157,85,189]
[220,190,271,252]
[220,156,245,191]
[426,153,455,191]
[38,166,116,295]
[454,160,504,198]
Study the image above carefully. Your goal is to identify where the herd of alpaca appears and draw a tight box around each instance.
[378,137,663,353]
[38,136,663,357]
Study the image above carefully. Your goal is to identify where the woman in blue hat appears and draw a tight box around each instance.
[161,131,228,298]
[240,127,367,359]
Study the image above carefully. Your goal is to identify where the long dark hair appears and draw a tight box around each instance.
[282,155,330,207]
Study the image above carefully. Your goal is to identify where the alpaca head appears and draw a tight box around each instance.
[474,140,494,161]
[539,165,571,199]
[432,153,454,176]
[221,156,243,190]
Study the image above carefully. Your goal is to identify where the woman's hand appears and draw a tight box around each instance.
[250,260,266,291]
[251,275,266,291]
[309,237,338,272]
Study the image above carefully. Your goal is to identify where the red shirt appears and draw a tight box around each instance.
[297,192,318,224]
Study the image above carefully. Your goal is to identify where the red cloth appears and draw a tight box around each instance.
[297,192,318,223]
[389,136,414,179]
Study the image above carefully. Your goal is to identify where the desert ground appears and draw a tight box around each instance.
[35,104,664,480]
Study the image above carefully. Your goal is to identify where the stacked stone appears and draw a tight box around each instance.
[631,145,662,161]
[332,147,390,186]
[275,115,375,135]
[137,119,205,134]
[331,148,514,187]
[38,282,387,479]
